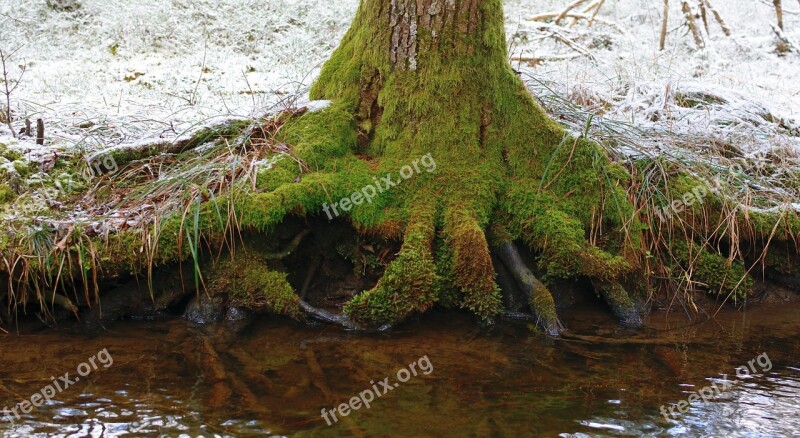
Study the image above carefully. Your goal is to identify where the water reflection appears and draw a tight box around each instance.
[0,303,798,437]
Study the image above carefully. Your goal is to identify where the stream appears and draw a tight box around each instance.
[1,302,799,437]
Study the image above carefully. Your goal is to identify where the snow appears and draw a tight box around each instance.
[0,0,798,172]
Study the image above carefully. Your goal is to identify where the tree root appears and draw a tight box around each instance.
[591,280,644,327]
[49,293,79,314]
[300,256,321,300]
[444,207,502,321]
[344,204,439,326]
[263,229,311,260]
[494,241,564,337]
[297,299,359,330]
[86,118,251,170]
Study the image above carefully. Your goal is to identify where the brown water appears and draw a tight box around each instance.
[1,303,799,437]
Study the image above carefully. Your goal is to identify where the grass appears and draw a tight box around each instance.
[524,72,800,313]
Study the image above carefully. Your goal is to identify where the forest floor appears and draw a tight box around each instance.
[0,0,798,162]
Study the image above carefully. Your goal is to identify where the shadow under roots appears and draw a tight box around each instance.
[493,240,633,334]
[159,215,400,329]
[0,216,401,332]
[277,216,398,316]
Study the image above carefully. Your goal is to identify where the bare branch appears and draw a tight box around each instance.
[775,0,785,30]
[703,0,731,36]
[554,0,592,25]
[681,0,706,48]
[660,0,670,50]
[0,49,16,137]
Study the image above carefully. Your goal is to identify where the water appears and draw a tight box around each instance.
[1,302,799,437]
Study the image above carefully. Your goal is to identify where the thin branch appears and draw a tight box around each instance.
[774,0,785,30]
[554,0,592,25]
[681,0,706,48]
[190,42,208,106]
[660,0,670,50]
[528,11,625,34]
[0,49,16,137]
[703,0,731,36]
[698,0,709,33]
[587,0,606,27]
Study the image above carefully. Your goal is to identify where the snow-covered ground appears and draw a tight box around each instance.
[0,0,799,165]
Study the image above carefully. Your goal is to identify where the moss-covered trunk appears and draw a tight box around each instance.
[302,0,647,332]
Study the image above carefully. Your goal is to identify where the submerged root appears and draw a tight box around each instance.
[194,331,233,409]
[494,240,563,336]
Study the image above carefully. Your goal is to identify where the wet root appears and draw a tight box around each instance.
[494,240,564,336]
[591,280,643,327]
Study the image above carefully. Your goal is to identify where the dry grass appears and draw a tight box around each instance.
[524,72,800,313]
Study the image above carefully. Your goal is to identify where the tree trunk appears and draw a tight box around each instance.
[311,0,535,159]
[310,0,645,329]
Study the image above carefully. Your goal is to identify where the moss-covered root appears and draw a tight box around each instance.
[207,253,303,320]
[444,207,502,322]
[494,241,563,336]
[591,280,643,327]
[344,205,439,326]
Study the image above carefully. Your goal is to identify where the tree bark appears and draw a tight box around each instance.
[312,0,515,160]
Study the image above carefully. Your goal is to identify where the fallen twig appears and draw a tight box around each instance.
[554,0,592,24]
[529,10,625,35]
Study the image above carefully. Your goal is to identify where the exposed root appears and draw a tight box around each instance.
[87,118,251,170]
[299,256,321,300]
[298,299,363,331]
[263,229,311,260]
[494,240,563,336]
[591,280,643,327]
[444,207,502,321]
[345,204,439,325]
[48,292,79,315]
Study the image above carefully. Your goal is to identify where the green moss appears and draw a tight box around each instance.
[0,145,23,162]
[345,206,439,324]
[671,241,754,300]
[7,0,792,329]
[443,206,502,321]
[208,252,302,320]
[593,281,640,326]
[0,183,15,203]
[12,160,30,178]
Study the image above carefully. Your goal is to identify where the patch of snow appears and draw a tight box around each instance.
[0,0,797,168]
